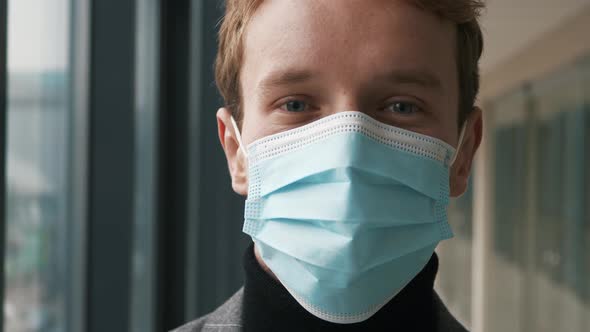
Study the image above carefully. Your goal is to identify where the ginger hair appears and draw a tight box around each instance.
[215,0,485,125]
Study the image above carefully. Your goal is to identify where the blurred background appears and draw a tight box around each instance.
[0,0,587,331]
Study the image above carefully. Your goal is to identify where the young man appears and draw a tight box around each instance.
[175,0,484,331]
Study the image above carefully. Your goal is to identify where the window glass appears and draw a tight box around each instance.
[488,90,528,332]
[3,0,77,332]
[530,59,589,332]
[485,58,590,332]
[494,124,528,264]
[130,0,160,331]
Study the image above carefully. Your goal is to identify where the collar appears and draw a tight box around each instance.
[241,243,439,332]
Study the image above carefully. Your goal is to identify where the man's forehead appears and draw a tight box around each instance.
[241,0,456,93]
[243,0,453,42]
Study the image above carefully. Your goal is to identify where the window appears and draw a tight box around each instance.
[492,90,528,267]
[0,1,251,331]
[130,0,160,331]
[487,90,529,332]
[485,57,590,332]
[529,58,589,332]
[3,0,81,331]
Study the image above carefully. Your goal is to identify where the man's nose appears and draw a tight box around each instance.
[329,90,366,115]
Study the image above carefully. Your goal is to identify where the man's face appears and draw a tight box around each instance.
[218,0,482,197]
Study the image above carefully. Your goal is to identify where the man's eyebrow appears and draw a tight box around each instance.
[379,69,443,90]
[257,69,315,94]
[256,68,442,94]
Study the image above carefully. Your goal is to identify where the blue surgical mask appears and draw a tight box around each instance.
[231,111,464,324]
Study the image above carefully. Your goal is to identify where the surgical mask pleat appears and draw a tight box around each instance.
[254,132,446,201]
[256,239,437,315]
[252,178,436,224]
[249,217,444,273]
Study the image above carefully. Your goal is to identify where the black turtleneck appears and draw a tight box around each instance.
[241,243,441,332]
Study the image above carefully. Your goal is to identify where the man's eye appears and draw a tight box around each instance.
[280,100,308,113]
[386,102,419,115]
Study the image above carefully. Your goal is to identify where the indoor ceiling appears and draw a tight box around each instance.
[479,0,590,74]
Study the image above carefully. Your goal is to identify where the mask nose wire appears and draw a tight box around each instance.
[450,120,468,167]
[230,116,249,159]
[233,113,466,167]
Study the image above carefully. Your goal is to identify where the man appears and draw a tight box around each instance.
[175,0,483,331]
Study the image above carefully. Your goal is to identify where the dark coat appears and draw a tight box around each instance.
[171,287,469,332]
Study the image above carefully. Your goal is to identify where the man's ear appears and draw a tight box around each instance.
[450,107,483,197]
[217,108,248,196]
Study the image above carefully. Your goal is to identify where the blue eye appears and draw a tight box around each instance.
[386,102,419,115]
[281,100,308,113]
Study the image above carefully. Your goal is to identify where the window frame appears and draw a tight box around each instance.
[0,0,8,330]
[86,0,138,331]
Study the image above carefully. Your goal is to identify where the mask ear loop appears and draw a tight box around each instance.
[230,116,249,158]
[450,119,468,167]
